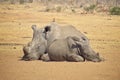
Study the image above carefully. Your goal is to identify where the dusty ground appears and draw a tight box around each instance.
[0,4,120,80]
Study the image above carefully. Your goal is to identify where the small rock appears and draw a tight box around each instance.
[19,23,21,25]
[13,47,16,49]
[84,32,88,34]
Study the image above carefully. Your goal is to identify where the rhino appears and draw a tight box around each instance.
[22,22,104,62]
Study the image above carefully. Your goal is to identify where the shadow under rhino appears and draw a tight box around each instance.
[22,22,104,62]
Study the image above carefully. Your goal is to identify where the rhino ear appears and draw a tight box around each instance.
[71,36,80,41]
[52,18,55,22]
[31,25,37,31]
[67,37,76,49]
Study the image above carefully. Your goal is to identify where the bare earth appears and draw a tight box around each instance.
[0,4,120,80]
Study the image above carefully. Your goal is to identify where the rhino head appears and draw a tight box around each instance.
[22,25,47,61]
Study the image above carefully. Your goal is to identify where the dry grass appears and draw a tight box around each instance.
[0,4,120,80]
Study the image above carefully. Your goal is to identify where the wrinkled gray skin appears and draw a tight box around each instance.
[41,36,85,62]
[22,25,47,61]
[43,22,104,62]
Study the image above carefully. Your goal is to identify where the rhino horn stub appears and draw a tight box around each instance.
[71,36,80,41]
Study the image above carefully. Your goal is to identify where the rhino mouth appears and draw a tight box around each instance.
[22,55,37,61]
[22,55,31,61]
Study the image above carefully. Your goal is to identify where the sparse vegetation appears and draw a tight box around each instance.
[0,0,120,14]
[110,7,120,15]
[56,6,61,12]
[20,0,25,4]
[71,8,76,13]
[84,4,96,13]
[45,7,50,12]
[29,0,33,3]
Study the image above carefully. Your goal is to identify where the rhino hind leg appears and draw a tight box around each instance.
[67,54,85,62]
[41,54,50,62]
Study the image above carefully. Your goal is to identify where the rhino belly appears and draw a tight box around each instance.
[48,40,69,61]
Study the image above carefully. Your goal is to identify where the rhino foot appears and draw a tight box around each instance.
[67,54,85,62]
[41,54,50,62]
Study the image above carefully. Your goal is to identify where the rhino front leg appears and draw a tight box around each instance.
[41,54,50,62]
[66,54,85,62]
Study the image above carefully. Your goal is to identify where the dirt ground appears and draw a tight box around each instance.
[0,4,120,80]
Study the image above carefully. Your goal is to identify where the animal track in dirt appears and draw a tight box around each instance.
[90,39,120,42]
[22,37,32,38]
[0,43,24,46]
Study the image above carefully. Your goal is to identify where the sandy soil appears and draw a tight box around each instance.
[0,4,120,80]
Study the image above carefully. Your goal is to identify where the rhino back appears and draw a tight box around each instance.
[60,25,87,39]
[60,25,89,46]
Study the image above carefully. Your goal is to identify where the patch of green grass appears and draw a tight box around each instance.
[20,0,25,4]
[84,4,96,13]
[29,0,33,3]
[110,7,120,15]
